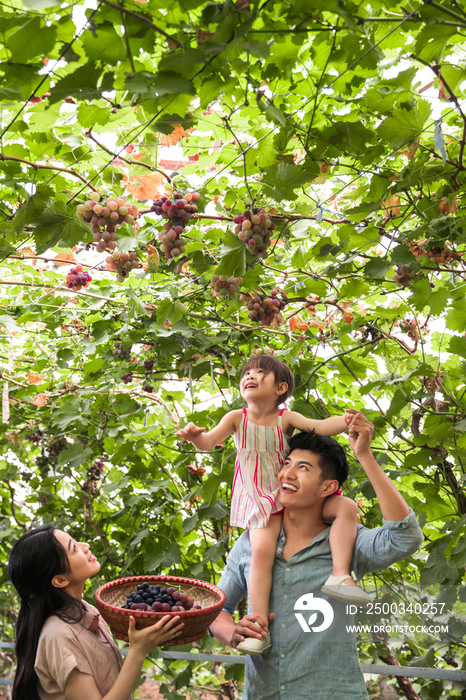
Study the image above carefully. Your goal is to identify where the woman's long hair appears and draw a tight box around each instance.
[8,526,85,700]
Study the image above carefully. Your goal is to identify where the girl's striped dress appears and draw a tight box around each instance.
[231,407,290,529]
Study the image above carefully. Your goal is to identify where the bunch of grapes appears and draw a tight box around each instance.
[143,358,154,392]
[66,265,92,291]
[82,459,105,495]
[121,372,133,384]
[211,275,243,299]
[402,318,419,341]
[47,436,69,465]
[233,208,275,259]
[245,289,286,326]
[151,192,201,261]
[392,265,417,287]
[251,345,274,356]
[105,251,140,283]
[76,193,139,252]
[113,342,132,360]
[120,582,201,613]
[36,436,69,475]
[27,429,43,445]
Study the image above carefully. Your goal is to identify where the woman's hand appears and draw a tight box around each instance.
[128,615,184,657]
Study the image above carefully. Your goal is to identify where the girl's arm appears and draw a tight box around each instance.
[64,615,183,700]
[283,410,353,436]
[176,410,242,451]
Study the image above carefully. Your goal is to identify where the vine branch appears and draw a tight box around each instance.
[84,128,172,183]
[98,0,184,48]
[0,155,99,193]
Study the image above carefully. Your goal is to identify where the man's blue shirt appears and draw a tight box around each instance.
[217,508,424,699]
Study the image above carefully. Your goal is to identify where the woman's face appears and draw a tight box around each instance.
[54,530,101,590]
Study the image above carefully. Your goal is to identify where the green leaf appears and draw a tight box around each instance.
[130,528,149,546]
[76,103,110,128]
[0,86,22,102]
[363,258,389,278]
[447,336,466,358]
[57,444,92,468]
[445,298,466,332]
[7,18,57,63]
[49,64,112,104]
[33,199,92,254]
[327,121,374,155]
[159,49,207,75]
[216,230,247,277]
[81,22,127,63]
[243,40,270,58]
[262,162,317,200]
[414,25,459,63]
[13,185,54,233]
[0,315,21,333]
[157,299,187,325]
[407,648,436,668]
[181,514,198,534]
[22,0,60,8]
[57,349,74,368]
[377,102,431,150]
[28,103,62,133]
[265,104,287,126]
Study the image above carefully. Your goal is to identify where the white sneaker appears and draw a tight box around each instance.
[321,572,372,607]
[236,622,271,655]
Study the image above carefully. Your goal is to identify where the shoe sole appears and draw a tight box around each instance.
[320,585,372,608]
[236,645,271,656]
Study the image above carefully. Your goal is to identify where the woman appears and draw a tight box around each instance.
[8,525,184,700]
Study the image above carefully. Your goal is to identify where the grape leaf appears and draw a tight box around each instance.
[157,299,187,325]
[33,200,92,254]
[13,185,54,233]
[262,162,317,200]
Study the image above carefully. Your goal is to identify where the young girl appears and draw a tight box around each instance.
[8,526,184,700]
[177,354,371,655]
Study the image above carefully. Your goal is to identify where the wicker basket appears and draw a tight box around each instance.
[95,575,226,644]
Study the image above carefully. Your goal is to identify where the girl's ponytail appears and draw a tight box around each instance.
[8,526,84,700]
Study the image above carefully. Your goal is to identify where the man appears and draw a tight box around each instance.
[210,411,424,699]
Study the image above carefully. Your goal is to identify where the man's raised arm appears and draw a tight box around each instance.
[346,412,423,575]
[347,412,410,522]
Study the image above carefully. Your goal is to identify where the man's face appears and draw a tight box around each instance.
[278,448,338,509]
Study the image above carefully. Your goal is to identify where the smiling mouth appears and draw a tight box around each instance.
[281,482,298,493]
[244,382,257,390]
[89,554,96,562]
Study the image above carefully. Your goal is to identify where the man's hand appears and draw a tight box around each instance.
[176,422,206,444]
[231,613,275,648]
[344,408,359,427]
[347,411,374,458]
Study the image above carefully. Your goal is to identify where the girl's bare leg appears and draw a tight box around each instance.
[322,495,358,585]
[248,513,283,626]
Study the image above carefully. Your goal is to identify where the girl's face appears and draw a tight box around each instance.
[240,366,287,404]
[53,530,100,593]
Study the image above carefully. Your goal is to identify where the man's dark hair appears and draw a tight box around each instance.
[286,431,349,487]
[241,355,294,406]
